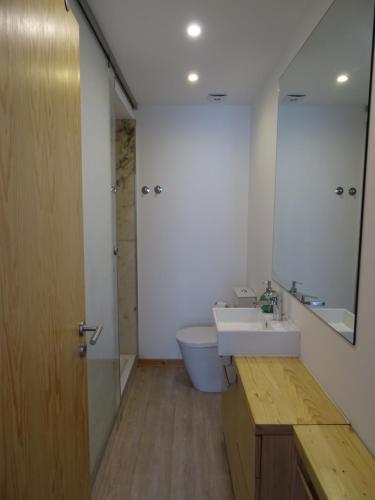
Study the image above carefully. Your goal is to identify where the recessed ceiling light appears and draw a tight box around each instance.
[337,74,349,83]
[188,72,199,83]
[187,23,202,38]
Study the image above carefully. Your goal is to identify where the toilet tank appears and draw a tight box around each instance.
[232,287,257,308]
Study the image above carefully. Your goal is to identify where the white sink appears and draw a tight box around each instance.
[213,307,300,356]
[313,308,354,341]
[214,307,267,331]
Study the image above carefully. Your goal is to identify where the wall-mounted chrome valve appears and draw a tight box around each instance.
[348,187,357,196]
[335,186,344,195]
[141,185,150,194]
[154,185,163,194]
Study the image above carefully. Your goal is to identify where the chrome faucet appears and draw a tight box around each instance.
[271,293,283,321]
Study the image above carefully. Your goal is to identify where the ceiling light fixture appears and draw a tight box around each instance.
[187,23,202,38]
[337,74,349,83]
[188,72,199,83]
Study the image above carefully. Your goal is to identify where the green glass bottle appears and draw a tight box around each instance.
[260,281,276,313]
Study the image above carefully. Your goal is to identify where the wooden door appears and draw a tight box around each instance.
[0,0,90,498]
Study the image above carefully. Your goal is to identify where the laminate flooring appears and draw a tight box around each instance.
[92,365,234,500]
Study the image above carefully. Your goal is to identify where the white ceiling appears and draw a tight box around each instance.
[87,0,328,106]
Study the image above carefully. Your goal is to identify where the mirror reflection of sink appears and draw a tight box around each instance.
[313,308,354,341]
[213,307,300,356]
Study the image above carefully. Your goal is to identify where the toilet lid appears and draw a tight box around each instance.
[176,326,217,348]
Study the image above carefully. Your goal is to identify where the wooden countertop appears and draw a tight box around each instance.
[235,357,347,427]
[294,425,375,499]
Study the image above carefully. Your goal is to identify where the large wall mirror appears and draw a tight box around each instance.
[273,0,375,344]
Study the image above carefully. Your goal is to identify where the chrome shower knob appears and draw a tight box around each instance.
[141,185,150,195]
[154,185,163,194]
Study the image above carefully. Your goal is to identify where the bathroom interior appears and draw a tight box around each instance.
[2,0,375,499]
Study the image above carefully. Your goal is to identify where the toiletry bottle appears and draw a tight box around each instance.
[289,280,302,296]
[260,281,276,313]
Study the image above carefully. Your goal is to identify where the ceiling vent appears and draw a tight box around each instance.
[284,93,306,103]
[208,93,228,103]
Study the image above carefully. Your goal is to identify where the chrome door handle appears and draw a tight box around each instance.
[79,322,104,346]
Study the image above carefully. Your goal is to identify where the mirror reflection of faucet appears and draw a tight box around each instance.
[301,295,326,308]
[289,281,325,307]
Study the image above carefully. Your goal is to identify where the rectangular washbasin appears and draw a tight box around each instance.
[213,307,267,332]
[213,307,300,357]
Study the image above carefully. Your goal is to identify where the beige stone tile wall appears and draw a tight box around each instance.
[116,119,138,354]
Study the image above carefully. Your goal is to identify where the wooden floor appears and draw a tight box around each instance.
[92,366,234,500]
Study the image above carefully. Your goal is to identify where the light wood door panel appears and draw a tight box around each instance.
[0,1,90,498]
[223,381,257,500]
[237,380,258,490]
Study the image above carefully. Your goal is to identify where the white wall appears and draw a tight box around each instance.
[274,104,366,310]
[137,105,251,358]
[247,1,375,454]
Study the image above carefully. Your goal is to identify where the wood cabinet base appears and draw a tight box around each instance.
[223,358,347,500]
[223,380,298,500]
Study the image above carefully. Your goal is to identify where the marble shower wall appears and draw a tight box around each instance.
[116,119,138,354]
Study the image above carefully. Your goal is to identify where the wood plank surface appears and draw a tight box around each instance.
[137,358,184,367]
[235,358,347,426]
[294,425,375,500]
[93,366,234,500]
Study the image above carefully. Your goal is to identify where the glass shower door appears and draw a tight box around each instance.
[87,332,120,477]
[75,0,121,478]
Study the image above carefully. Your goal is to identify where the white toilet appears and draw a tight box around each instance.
[176,326,225,392]
[176,289,256,392]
